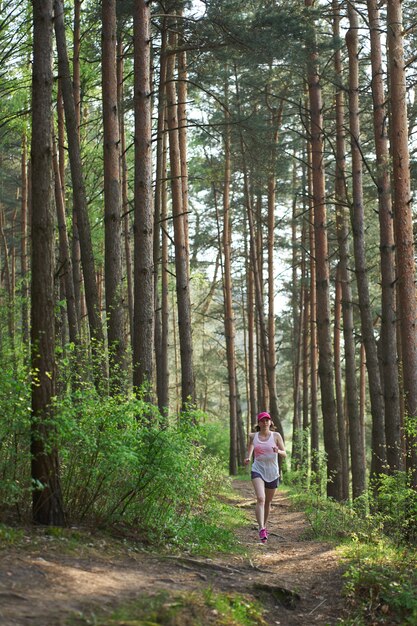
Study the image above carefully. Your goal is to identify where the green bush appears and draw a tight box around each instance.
[369,472,417,544]
[197,420,230,467]
[0,373,235,553]
[53,392,226,538]
[0,353,32,515]
[342,540,417,625]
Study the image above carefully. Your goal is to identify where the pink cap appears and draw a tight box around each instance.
[257,412,271,422]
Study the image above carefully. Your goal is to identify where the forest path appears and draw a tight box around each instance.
[0,479,346,625]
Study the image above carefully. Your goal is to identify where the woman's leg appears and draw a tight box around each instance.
[252,477,266,529]
[264,487,276,528]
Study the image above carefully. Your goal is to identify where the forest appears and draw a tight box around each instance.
[0,0,417,624]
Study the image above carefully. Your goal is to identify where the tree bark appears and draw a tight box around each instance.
[247,249,257,424]
[31,0,65,525]
[166,24,195,407]
[333,0,364,498]
[219,99,239,474]
[307,139,319,477]
[117,34,134,348]
[177,8,190,273]
[334,266,349,499]
[71,0,82,334]
[386,0,417,485]
[305,0,342,499]
[154,19,169,413]
[0,209,14,347]
[102,0,126,387]
[346,4,386,480]
[52,137,79,346]
[20,133,29,347]
[366,0,401,472]
[54,0,106,382]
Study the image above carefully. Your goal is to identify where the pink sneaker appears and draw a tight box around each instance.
[259,528,267,543]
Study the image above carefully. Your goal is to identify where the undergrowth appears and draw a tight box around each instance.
[287,468,417,625]
[0,372,246,556]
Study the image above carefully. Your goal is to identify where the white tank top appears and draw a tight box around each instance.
[251,431,279,482]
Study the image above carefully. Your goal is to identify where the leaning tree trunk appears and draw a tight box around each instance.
[387,0,417,485]
[346,4,386,480]
[333,0,363,498]
[133,0,154,398]
[102,0,126,388]
[305,0,342,500]
[31,0,65,526]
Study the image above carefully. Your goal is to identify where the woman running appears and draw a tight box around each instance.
[244,411,286,543]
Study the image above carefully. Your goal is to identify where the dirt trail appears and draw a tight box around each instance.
[0,480,346,625]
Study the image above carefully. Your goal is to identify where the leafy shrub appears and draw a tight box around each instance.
[52,391,226,539]
[342,540,417,625]
[369,471,417,544]
[0,372,234,553]
[0,352,32,516]
[197,420,230,467]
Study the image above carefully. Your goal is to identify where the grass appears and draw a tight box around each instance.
[67,589,267,626]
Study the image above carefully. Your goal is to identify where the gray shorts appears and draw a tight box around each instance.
[251,471,279,489]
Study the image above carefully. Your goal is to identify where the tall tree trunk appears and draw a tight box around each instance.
[31,0,65,526]
[346,4,386,480]
[0,210,15,347]
[235,80,282,436]
[333,0,364,497]
[166,25,195,407]
[307,138,319,477]
[247,252,257,423]
[20,133,29,347]
[177,8,190,273]
[291,157,303,467]
[256,193,269,410]
[360,341,367,461]
[117,34,134,347]
[71,0,82,335]
[102,0,126,388]
[302,286,310,466]
[154,19,169,413]
[305,0,342,500]
[218,100,239,474]
[366,0,401,472]
[54,0,106,382]
[267,104,282,419]
[160,136,170,412]
[386,0,417,485]
[334,266,349,499]
[292,280,304,469]
[133,0,154,398]
[53,137,79,346]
